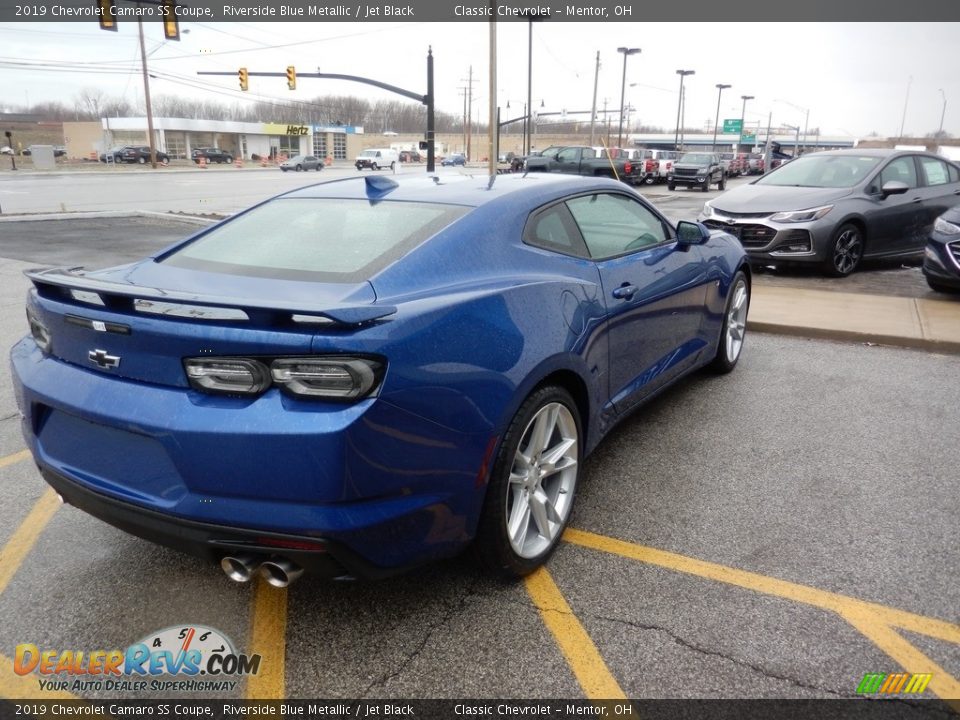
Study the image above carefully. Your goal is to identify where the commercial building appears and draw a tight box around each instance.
[62,117,365,160]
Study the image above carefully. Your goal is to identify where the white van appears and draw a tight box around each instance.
[355,148,399,171]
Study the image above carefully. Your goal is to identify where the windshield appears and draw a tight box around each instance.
[162,198,468,282]
[680,153,713,165]
[360,150,378,157]
[755,154,883,188]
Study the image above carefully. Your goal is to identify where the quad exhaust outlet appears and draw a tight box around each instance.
[220,554,304,587]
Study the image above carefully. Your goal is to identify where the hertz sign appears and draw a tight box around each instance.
[262,124,310,136]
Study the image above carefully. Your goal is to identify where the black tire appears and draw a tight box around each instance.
[667,183,676,191]
[225,156,233,164]
[701,178,710,192]
[316,164,323,171]
[281,168,288,172]
[160,157,169,166]
[709,270,750,374]
[138,156,146,165]
[371,162,379,171]
[644,176,655,185]
[474,385,582,579]
[718,175,726,191]
[295,164,303,172]
[390,161,396,170]
[823,222,864,277]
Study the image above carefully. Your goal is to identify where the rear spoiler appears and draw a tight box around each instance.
[25,267,397,326]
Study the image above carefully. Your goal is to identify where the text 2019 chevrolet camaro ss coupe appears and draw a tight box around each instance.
[11,173,749,585]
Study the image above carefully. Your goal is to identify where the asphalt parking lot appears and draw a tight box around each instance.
[0,204,957,708]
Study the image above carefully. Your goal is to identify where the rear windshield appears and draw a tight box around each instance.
[163,198,468,282]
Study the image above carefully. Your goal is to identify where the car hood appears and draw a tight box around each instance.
[712,184,854,213]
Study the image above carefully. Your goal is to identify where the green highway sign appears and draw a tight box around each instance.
[723,119,742,133]
[742,133,756,143]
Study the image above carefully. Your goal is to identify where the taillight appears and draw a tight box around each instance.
[624,161,632,173]
[184,358,272,396]
[271,357,383,400]
[183,355,384,401]
[26,305,52,354]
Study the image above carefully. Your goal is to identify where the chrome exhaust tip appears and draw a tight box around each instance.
[220,554,261,583]
[259,558,304,588]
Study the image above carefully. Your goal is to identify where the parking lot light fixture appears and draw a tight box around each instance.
[674,70,695,151]
[739,95,754,151]
[617,47,640,148]
[712,83,731,152]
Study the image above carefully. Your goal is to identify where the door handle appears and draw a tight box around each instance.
[612,284,638,300]
[911,197,922,204]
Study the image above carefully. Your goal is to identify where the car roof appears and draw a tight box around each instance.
[281,172,630,209]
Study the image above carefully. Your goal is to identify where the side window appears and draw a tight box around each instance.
[557,148,580,163]
[524,204,588,258]
[566,193,669,259]
[879,157,918,188]
[950,163,960,183]
[583,148,597,159]
[919,157,950,186]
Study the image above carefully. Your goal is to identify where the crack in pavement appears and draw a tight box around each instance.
[359,581,482,697]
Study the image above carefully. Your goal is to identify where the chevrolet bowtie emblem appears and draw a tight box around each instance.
[88,349,120,369]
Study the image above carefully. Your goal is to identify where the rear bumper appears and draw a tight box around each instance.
[11,338,491,573]
[42,465,411,579]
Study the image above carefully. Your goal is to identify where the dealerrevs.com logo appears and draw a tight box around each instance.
[14,625,261,693]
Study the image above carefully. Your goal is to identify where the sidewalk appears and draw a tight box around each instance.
[749,285,960,354]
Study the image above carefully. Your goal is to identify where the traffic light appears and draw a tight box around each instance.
[239,68,249,92]
[286,66,296,91]
[97,0,116,31]
[162,0,180,41]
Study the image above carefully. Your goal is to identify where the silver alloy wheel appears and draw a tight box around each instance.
[505,402,578,559]
[833,228,863,275]
[725,278,749,362]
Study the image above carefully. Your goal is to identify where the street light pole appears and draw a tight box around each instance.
[938,89,947,140]
[712,83,731,152]
[616,47,640,148]
[137,18,157,169]
[739,94,754,151]
[589,51,600,146]
[526,19,533,155]
[898,75,912,140]
[674,69,694,151]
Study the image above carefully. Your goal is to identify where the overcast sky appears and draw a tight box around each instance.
[1,21,957,138]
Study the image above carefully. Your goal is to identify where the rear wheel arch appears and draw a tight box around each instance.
[531,369,590,444]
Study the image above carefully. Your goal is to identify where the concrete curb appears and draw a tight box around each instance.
[0,210,220,226]
[748,319,960,355]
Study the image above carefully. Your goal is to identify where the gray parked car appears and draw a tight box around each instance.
[279,154,323,172]
[699,149,960,276]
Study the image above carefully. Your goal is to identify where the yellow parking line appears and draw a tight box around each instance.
[244,577,287,700]
[524,567,627,700]
[564,528,960,643]
[0,652,78,700]
[0,449,30,470]
[564,528,960,703]
[0,488,61,596]
[840,610,960,712]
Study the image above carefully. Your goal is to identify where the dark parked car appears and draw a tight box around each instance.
[12,174,749,584]
[399,150,422,163]
[99,146,169,164]
[700,149,960,276]
[923,205,960,293]
[441,153,467,167]
[279,154,322,172]
[668,152,725,192]
[192,147,234,164]
[119,146,169,165]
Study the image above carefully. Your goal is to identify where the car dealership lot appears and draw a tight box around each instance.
[0,209,958,703]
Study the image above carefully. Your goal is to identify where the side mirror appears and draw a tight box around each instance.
[880,180,909,198]
[676,220,711,246]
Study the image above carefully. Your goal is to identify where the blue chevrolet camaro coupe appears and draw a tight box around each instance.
[11,173,749,585]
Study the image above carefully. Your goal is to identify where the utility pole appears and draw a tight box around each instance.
[464,66,474,161]
[137,19,157,169]
[458,86,468,152]
[898,75,912,140]
[679,85,686,150]
[589,51,600,146]
[712,83,731,152]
